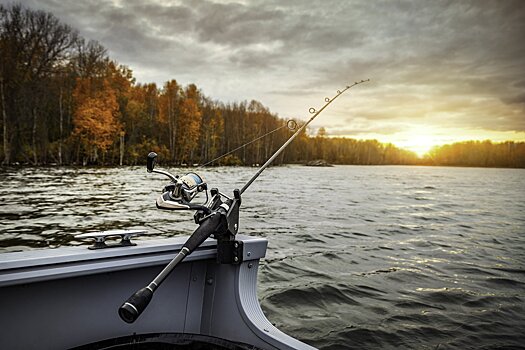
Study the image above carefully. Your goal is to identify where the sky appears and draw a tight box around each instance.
[10,0,525,155]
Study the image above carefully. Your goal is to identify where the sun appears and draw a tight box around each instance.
[403,134,438,157]
[393,127,443,157]
[347,125,446,157]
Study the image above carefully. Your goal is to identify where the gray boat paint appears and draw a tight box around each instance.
[0,234,316,350]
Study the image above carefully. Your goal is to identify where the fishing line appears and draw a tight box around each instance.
[198,119,298,167]
[240,79,370,194]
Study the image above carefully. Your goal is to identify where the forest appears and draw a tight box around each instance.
[1,4,524,168]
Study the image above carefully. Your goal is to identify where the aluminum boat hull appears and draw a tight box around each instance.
[0,235,316,350]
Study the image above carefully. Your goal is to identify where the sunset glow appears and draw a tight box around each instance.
[341,127,525,157]
[11,0,525,158]
[389,126,442,157]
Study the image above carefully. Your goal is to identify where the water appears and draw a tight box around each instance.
[1,165,524,349]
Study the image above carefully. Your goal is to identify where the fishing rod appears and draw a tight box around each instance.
[118,80,369,323]
[198,119,298,168]
[241,79,369,194]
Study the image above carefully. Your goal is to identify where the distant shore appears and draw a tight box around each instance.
[1,161,524,170]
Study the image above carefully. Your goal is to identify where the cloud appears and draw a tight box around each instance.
[326,124,405,137]
[11,0,525,138]
[502,93,525,105]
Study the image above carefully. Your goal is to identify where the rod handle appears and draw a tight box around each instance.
[183,210,223,252]
[118,287,153,323]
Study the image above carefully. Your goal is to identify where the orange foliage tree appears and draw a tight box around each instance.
[158,80,180,162]
[72,78,122,164]
[176,84,202,164]
[199,98,224,165]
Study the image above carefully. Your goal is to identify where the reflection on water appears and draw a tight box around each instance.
[1,165,525,349]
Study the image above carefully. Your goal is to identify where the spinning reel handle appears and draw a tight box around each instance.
[147,152,157,172]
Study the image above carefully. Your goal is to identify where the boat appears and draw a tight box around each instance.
[0,150,317,349]
[0,231,314,349]
[0,82,368,349]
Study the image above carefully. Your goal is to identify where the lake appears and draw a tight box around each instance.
[1,165,524,349]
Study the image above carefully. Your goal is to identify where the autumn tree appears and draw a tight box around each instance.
[73,39,107,79]
[0,4,78,164]
[158,80,180,162]
[1,4,523,168]
[426,140,525,168]
[46,39,109,165]
[123,83,164,164]
[72,78,121,164]
[199,97,224,165]
[176,84,202,164]
[315,127,328,160]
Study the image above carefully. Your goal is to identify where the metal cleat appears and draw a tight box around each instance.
[75,229,147,250]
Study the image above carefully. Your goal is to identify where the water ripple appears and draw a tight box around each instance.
[1,165,525,349]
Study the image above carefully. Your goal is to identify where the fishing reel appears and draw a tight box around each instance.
[147,152,210,213]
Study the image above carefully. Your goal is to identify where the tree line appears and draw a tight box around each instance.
[1,4,523,168]
[424,141,525,168]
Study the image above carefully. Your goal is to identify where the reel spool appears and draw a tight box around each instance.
[147,152,209,211]
[174,173,207,202]
[156,172,208,211]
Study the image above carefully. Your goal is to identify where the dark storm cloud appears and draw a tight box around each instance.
[191,1,286,45]
[15,0,365,68]
[9,0,525,134]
